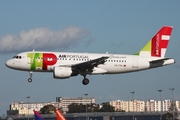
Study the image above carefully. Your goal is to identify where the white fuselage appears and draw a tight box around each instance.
[5,51,175,75]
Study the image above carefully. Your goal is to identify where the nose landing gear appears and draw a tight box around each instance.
[28,71,33,83]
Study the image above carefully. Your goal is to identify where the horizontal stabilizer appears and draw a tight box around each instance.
[149,58,175,68]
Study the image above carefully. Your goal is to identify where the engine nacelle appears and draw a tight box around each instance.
[53,67,72,79]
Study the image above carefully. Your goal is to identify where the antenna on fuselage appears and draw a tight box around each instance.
[33,49,35,52]
[106,52,108,54]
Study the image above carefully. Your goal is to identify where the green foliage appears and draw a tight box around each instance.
[166,103,179,120]
[67,102,115,113]
[40,104,56,114]
[98,102,115,112]
[68,103,85,113]
[165,112,179,120]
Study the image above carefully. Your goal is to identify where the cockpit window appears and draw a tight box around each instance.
[13,56,22,59]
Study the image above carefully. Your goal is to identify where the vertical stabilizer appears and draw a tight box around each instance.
[135,26,173,57]
[34,110,44,120]
[55,109,66,120]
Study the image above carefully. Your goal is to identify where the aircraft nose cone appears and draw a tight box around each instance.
[5,60,12,68]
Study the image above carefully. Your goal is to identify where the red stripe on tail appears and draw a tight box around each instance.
[151,26,173,57]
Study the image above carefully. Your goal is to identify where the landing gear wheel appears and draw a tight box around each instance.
[28,78,32,82]
[28,71,33,83]
[82,78,89,85]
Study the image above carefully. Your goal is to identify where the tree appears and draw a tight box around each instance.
[165,103,179,120]
[68,103,85,113]
[98,102,115,112]
[88,103,98,112]
[67,102,115,113]
[40,104,56,114]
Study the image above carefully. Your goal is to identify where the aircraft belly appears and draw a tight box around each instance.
[99,64,130,73]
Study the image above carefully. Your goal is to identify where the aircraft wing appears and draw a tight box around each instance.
[71,56,109,72]
[73,56,109,67]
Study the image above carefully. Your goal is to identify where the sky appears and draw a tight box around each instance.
[0,0,180,115]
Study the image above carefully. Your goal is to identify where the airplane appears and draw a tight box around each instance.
[55,109,66,120]
[34,110,44,120]
[5,26,175,85]
[33,109,65,120]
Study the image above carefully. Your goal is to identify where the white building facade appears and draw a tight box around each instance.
[110,99,180,112]
[56,97,95,113]
[110,100,128,112]
[9,97,95,115]
[10,102,59,115]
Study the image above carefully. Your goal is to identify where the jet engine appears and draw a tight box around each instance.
[53,67,72,79]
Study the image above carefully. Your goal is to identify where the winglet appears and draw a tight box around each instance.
[135,26,173,58]
[55,109,66,120]
[34,110,44,120]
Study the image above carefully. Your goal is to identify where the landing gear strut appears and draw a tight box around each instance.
[28,71,33,83]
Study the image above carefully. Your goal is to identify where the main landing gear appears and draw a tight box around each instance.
[82,75,89,85]
[28,71,33,83]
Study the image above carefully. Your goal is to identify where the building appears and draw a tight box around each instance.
[56,97,95,113]
[9,98,180,115]
[110,100,128,112]
[9,97,95,115]
[110,100,144,112]
[110,99,180,112]
[10,102,59,115]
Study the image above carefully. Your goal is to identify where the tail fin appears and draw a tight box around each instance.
[55,109,66,120]
[135,26,173,57]
[34,110,44,120]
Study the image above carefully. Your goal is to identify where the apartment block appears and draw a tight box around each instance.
[9,97,95,115]
[10,102,59,115]
[56,97,95,113]
[110,99,180,112]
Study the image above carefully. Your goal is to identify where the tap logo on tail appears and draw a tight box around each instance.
[151,26,172,57]
[136,26,173,58]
